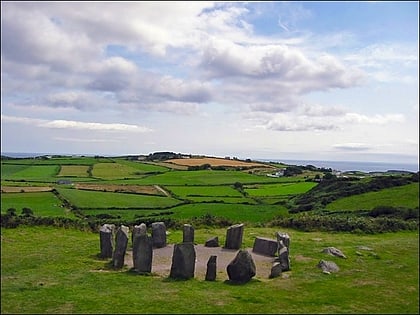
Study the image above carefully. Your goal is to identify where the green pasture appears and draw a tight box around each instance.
[326,183,420,211]
[112,159,170,173]
[1,226,418,314]
[169,203,288,223]
[181,196,257,204]
[167,185,244,198]
[91,162,147,179]
[81,209,173,221]
[120,170,289,186]
[1,165,59,181]
[244,182,318,197]
[58,165,90,177]
[1,192,74,217]
[56,188,183,209]
[1,163,30,177]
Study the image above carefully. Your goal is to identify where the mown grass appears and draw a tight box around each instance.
[0,192,75,217]
[57,188,183,209]
[167,185,244,197]
[1,165,59,181]
[91,162,146,179]
[57,165,90,177]
[326,183,419,211]
[1,226,418,314]
[244,182,318,197]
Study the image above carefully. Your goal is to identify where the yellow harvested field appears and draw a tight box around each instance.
[1,186,53,193]
[58,165,90,177]
[166,157,270,168]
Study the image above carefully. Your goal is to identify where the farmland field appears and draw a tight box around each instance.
[325,182,420,211]
[1,192,74,217]
[244,182,317,197]
[58,165,90,177]
[167,157,270,168]
[56,188,183,209]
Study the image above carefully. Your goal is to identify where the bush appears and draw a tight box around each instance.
[21,207,34,216]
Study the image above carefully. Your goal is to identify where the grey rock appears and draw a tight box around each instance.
[205,255,217,281]
[169,243,196,280]
[205,236,219,247]
[99,224,113,258]
[274,240,290,271]
[133,233,153,273]
[276,232,290,251]
[322,247,347,258]
[183,224,194,243]
[224,223,244,250]
[151,222,167,248]
[226,250,256,283]
[252,237,278,257]
[318,260,340,274]
[112,225,129,269]
[269,262,282,279]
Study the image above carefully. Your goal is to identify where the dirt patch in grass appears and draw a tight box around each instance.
[1,186,53,193]
[123,244,280,281]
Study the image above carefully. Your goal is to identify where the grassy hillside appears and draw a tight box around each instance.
[1,226,418,314]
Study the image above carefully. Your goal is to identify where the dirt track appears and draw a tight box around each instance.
[124,244,277,281]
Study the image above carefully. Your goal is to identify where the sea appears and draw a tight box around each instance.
[1,152,419,173]
[258,159,419,173]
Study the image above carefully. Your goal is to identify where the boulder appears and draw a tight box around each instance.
[269,262,282,279]
[322,247,347,258]
[226,250,256,283]
[205,236,219,247]
[318,260,340,274]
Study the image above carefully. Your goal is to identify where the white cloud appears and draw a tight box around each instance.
[333,143,371,151]
[1,115,152,132]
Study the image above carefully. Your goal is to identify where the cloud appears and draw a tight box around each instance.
[333,143,371,151]
[1,115,152,132]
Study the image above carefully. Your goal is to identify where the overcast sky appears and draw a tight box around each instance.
[1,1,418,163]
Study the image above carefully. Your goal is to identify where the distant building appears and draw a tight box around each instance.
[57,179,72,185]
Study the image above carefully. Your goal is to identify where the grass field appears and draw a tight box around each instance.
[1,192,74,217]
[326,183,420,211]
[1,226,418,314]
[58,165,90,177]
[56,188,183,209]
[244,182,318,197]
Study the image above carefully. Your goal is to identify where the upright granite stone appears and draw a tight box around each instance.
[112,225,129,269]
[252,237,278,257]
[269,261,283,279]
[205,255,217,281]
[99,224,114,258]
[132,223,147,245]
[169,243,196,280]
[276,232,290,251]
[274,239,290,271]
[224,223,244,250]
[183,224,194,243]
[133,233,153,274]
[151,222,166,248]
[226,250,256,283]
[205,236,219,247]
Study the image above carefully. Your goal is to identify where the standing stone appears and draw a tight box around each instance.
[205,236,219,247]
[252,237,278,257]
[112,225,129,269]
[224,223,244,250]
[132,223,147,245]
[269,262,283,279]
[133,233,153,273]
[151,222,166,248]
[226,250,256,283]
[276,232,290,251]
[183,224,194,243]
[274,239,290,271]
[169,243,196,280]
[205,255,217,281]
[99,224,113,258]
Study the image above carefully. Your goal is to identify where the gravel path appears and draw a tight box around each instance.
[125,244,276,280]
